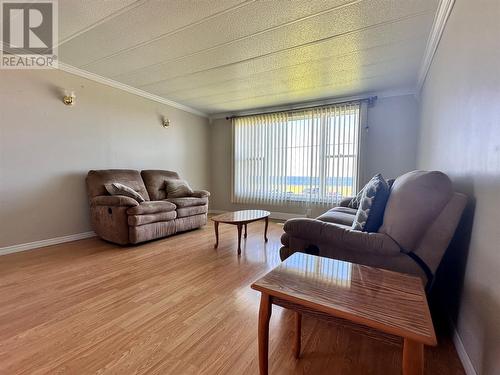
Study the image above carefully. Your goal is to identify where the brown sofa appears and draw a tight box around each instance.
[280,170,467,286]
[86,169,209,245]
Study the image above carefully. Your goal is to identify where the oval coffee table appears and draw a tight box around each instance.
[211,210,270,254]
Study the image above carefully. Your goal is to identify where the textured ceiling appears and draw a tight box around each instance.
[58,0,439,115]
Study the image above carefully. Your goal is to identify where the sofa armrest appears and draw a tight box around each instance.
[90,195,139,208]
[191,190,210,198]
[338,197,354,207]
[283,218,400,256]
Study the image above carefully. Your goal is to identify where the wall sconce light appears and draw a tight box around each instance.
[62,92,75,106]
[162,117,170,128]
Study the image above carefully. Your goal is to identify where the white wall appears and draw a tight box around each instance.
[417,1,500,374]
[0,69,210,248]
[363,95,419,182]
[209,94,419,217]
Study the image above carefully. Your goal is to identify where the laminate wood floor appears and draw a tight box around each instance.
[0,220,465,374]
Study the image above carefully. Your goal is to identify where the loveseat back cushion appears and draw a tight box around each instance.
[379,170,453,252]
[165,179,194,198]
[86,170,150,201]
[141,170,180,200]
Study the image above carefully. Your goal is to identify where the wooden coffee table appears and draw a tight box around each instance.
[251,253,436,375]
[211,210,270,254]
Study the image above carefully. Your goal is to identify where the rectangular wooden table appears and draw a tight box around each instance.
[251,253,436,375]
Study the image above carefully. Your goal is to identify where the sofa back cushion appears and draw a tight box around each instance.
[378,170,452,252]
[86,170,150,201]
[141,170,180,200]
[165,179,194,198]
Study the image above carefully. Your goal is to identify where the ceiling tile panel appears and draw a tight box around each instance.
[58,0,138,42]
[57,0,439,115]
[161,41,425,105]
[190,72,416,113]
[80,0,356,76]
[143,15,431,97]
[175,55,421,107]
[109,0,436,88]
[59,0,248,66]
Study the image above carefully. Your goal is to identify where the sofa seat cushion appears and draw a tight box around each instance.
[166,197,208,208]
[316,207,357,226]
[128,211,176,226]
[176,205,208,218]
[127,200,176,215]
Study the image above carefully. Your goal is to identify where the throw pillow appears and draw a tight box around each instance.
[352,174,390,232]
[105,182,145,203]
[348,186,365,209]
[165,179,194,198]
[348,177,394,209]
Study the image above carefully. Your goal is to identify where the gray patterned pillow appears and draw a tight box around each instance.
[348,186,365,209]
[165,179,194,198]
[105,182,145,203]
[352,174,390,232]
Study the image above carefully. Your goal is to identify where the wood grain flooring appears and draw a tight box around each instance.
[0,220,465,375]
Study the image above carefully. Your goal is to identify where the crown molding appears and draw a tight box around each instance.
[416,0,455,95]
[208,88,416,120]
[57,62,208,117]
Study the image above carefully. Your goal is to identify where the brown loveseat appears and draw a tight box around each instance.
[280,170,467,286]
[86,169,209,245]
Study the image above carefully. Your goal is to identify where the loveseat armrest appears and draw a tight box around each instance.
[283,218,400,256]
[90,195,139,208]
[338,196,354,207]
[191,190,210,198]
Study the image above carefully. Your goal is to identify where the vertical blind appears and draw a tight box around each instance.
[232,102,361,206]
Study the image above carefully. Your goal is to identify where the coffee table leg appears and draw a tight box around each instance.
[237,224,243,255]
[402,338,424,375]
[214,221,219,248]
[293,311,302,359]
[244,224,247,238]
[258,293,272,375]
[264,217,269,242]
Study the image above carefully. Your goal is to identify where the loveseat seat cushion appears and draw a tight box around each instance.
[128,211,177,226]
[127,201,176,215]
[176,205,208,218]
[316,207,357,226]
[166,197,208,208]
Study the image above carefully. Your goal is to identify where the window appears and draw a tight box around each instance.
[232,102,361,206]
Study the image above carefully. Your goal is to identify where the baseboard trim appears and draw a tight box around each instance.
[208,210,305,221]
[0,231,96,256]
[452,323,477,375]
